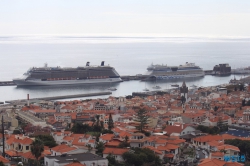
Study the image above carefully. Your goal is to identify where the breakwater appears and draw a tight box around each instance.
[0,81,16,86]
[5,91,112,104]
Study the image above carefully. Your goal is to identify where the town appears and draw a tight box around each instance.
[0,80,250,166]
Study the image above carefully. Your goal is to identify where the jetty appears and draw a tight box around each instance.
[5,91,112,104]
[0,81,16,86]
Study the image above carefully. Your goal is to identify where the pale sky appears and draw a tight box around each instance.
[1,0,250,37]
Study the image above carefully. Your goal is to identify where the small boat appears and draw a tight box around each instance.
[190,84,198,88]
[107,87,117,91]
[143,88,149,91]
[152,85,161,89]
[171,84,179,87]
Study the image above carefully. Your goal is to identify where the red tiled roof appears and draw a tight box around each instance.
[0,156,10,163]
[103,147,129,155]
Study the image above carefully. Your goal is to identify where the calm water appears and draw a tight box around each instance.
[0,36,249,101]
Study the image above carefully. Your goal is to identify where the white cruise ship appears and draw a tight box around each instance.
[145,62,205,80]
[13,61,122,86]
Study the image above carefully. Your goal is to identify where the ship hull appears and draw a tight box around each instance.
[151,72,205,80]
[13,78,123,86]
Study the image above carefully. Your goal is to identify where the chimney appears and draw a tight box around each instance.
[101,61,105,66]
[86,62,90,66]
[181,124,183,129]
[27,94,30,107]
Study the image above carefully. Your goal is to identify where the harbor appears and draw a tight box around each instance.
[5,91,112,104]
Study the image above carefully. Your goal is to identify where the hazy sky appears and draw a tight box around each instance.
[1,0,250,37]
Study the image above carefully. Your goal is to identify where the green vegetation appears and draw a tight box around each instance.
[108,113,114,130]
[122,148,162,166]
[196,125,228,135]
[118,135,130,148]
[225,139,250,161]
[71,122,106,133]
[227,84,245,92]
[34,135,57,148]
[95,142,105,156]
[0,161,5,166]
[71,123,93,133]
[242,99,250,106]
[133,106,150,132]
[106,154,125,166]
[31,138,44,166]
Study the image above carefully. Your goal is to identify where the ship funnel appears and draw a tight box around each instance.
[86,62,90,66]
[101,61,105,66]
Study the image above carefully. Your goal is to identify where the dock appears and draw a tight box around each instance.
[204,70,214,75]
[0,81,16,86]
[121,75,145,81]
[5,91,112,104]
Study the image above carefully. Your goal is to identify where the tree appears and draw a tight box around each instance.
[181,95,186,104]
[242,99,246,106]
[217,117,223,128]
[108,113,114,130]
[214,106,219,112]
[92,115,104,132]
[122,148,162,166]
[34,135,57,148]
[31,138,44,166]
[96,142,105,156]
[86,144,92,152]
[225,139,250,161]
[106,154,119,166]
[133,105,150,132]
[0,161,5,166]
[239,84,245,91]
[71,123,92,134]
[93,115,101,127]
[118,135,130,148]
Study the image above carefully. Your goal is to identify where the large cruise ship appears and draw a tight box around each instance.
[13,61,122,86]
[144,62,205,80]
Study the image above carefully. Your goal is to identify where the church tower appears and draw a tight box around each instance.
[180,81,188,100]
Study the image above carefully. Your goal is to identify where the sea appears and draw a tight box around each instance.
[0,36,250,102]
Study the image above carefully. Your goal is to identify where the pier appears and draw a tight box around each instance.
[204,70,214,75]
[5,91,112,104]
[0,81,16,86]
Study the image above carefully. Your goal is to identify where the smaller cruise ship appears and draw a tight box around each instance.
[144,62,205,80]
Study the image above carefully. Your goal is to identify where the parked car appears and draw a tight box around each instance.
[196,154,200,159]
[197,147,201,151]
[202,150,206,154]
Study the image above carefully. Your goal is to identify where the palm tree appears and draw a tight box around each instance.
[31,138,44,166]
[86,144,92,152]
[92,115,100,127]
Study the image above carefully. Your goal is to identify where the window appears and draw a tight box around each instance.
[46,161,48,166]
[182,132,185,134]
[26,146,29,150]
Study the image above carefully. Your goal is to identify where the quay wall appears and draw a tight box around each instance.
[5,91,112,104]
